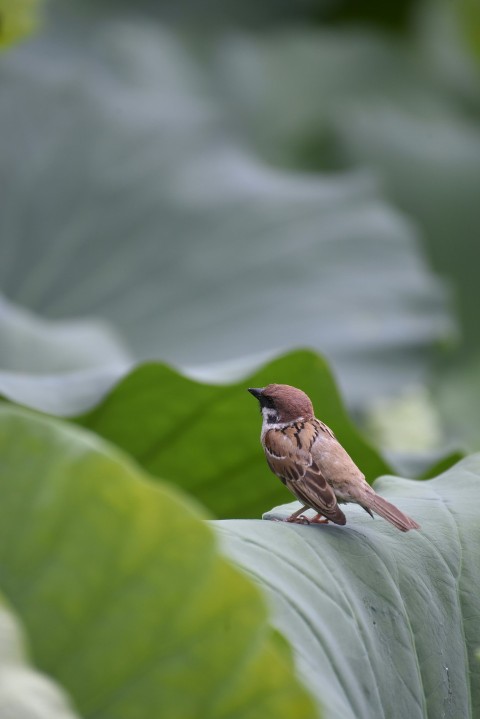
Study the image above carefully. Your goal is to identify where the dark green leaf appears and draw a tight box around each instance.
[77,350,391,518]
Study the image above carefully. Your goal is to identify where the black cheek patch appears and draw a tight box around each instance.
[260,395,275,409]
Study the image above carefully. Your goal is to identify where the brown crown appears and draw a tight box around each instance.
[263,384,314,422]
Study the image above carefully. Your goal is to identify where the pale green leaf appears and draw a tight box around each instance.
[0,13,449,414]
[0,405,316,719]
[217,457,480,719]
[0,600,80,719]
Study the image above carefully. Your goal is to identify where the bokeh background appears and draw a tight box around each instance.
[1,4,480,717]
[1,0,480,464]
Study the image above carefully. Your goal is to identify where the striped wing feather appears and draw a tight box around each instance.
[264,422,346,525]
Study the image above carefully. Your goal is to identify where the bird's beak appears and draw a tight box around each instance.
[248,387,264,399]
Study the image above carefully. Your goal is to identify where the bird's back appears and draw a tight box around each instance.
[310,422,368,502]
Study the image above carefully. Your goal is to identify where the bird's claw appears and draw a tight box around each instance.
[287,514,311,524]
[270,513,328,525]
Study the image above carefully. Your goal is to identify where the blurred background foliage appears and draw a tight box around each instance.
[1,0,480,466]
[2,1,480,716]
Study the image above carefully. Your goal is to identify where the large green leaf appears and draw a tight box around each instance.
[0,7,449,415]
[76,350,391,518]
[0,600,80,719]
[0,295,130,374]
[0,293,131,417]
[213,7,479,354]
[335,101,480,355]
[211,28,443,168]
[216,456,480,719]
[0,405,316,718]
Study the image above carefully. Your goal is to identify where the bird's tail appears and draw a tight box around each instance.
[369,494,420,532]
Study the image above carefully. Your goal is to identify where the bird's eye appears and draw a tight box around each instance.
[262,395,275,409]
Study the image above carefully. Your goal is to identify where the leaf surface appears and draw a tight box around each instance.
[217,457,480,719]
[0,600,80,719]
[0,406,316,719]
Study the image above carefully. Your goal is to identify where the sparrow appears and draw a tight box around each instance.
[248,383,420,532]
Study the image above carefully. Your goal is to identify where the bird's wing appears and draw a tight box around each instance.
[264,421,346,524]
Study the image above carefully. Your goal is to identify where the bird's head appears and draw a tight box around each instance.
[247,384,314,425]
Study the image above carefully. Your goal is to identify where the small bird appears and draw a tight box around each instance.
[248,383,420,532]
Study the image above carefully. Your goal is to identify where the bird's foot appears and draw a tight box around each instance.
[311,514,329,524]
[286,514,311,525]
